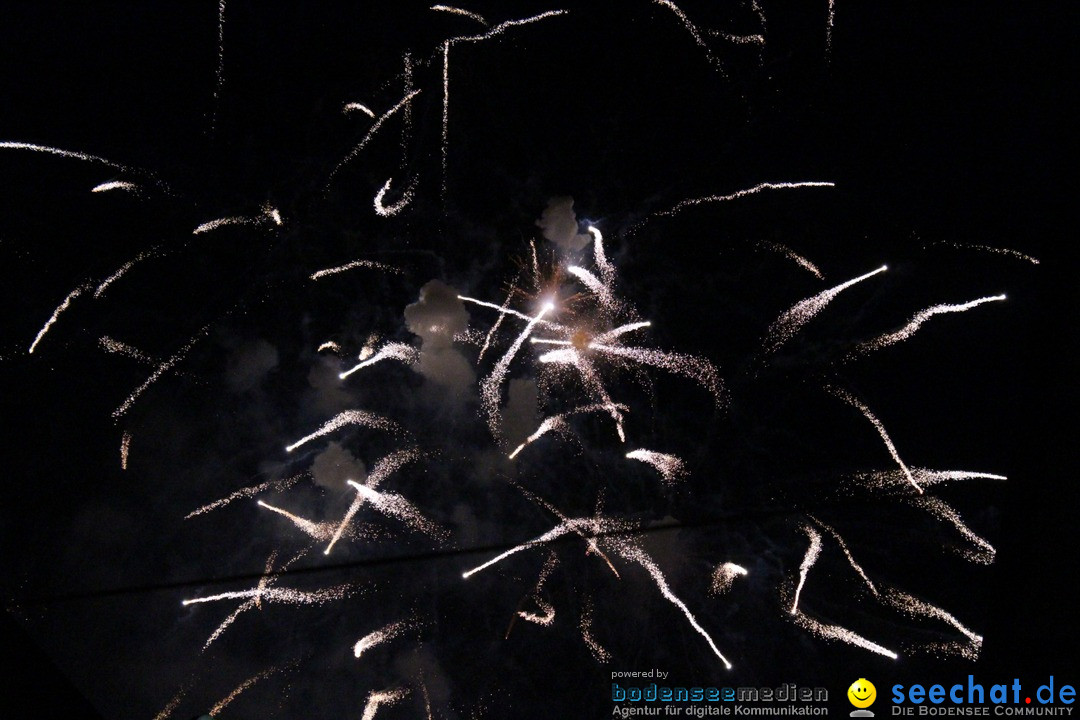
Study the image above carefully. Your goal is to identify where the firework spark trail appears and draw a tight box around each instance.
[709,30,765,46]
[186,474,306,518]
[347,481,447,541]
[440,10,568,198]
[354,619,415,658]
[98,336,155,364]
[931,242,1040,265]
[580,594,611,661]
[567,265,618,313]
[588,226,616,289]
[851,295,1007,357]
[285,410,402,453]
[257,500,340,541]
[211,0,226,134]
[361,688,409,720]
[94,248,160,298]
[588,342,724,403]
[531,347,627,440]
[613,541,733,669]
[517,551,558,626]
[481,302,554,440]
[182,585,351,607]
[513,484,622,578]
[594,321,651,343]
[90,180,139,193]
[327,89,422,187]
[462,521,581,579]
[209,662,294,716]
[478,279,520,362]
[508,403,628,459]
[762,264,887,355]
[792,611,898,660]
[643,181,835,226]
[709,562,748,595]
[458,294,563,330]
[830,387,921,494]
[113,325,210,418]
[152,684,188,720]
[757,240,824,279]
[626,449,687,486]
[318,340,342,353]
[883,587,982,645]
[908,495,996,564]
[309,259,401,280]
[790,525,822,614]
[27,286,84,354]
[344,102,376,117]
[652,0,725,73]
[120,431,131,470]
[808,517,877,596]
[324,449,422,555]
[851,468,1007,493]
[826,0,835,57]
[0,141,149,176]
[340,342,419,379]
[431,4,488,25]
[374,176,416,217]
[192,214,264,235]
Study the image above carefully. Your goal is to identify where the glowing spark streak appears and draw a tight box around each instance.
[614,542,733,669]
[90,180,138,193]
[790,525,822,613]
[519,598,555,625]
[513,486,621,578]
[532,348,626,440]
[99,336,154,364]
[653,181,835,221]
[758,241,824,279]
[212,0,226,134]
[285,410,401,453]
[809,517,877,596]
[441,40,449,202]
[588,225,616,288]
[152,686,187,720]
[508,403,627,459]
[910,495,996,564]
[884,588,982,645]
[361,688,409,720]
[186,474,305,518]
[120,432,131,470]
[826,0,835,57]
[792,611,898,659]
[182,586,349,606]
[344,102,376,117]
[710,30,765,46]
[567,265,617,311]
[324,449,421,555]
[594,321,650,343]
[192,215,260,235]
[589,342,723,402]
[309,259,401,280]
[763,265,887,355]
[113,326,209,418]
[458,295,563,330]
[478,282,518,362]
[462,521,578,579]
[935,242,1040,265]
[209,664,289,716]
[853,295,1006,356]
[94,248,159,298]
[626,449,687,485]
[652,0,725,72]
[318,341,342,353]
[831,387,921,493]
[257,500,336,541]
[347,481,447,541]
[709,562,748,595]
[340,342,418,379]
[373,176,416,217]
[431,5,489,25]
[28,286,83,354]
[580,595,610,661]
[354,619,413,658]
[450,10,568,45]
[481,302,553,439]
[327,89,422,186]
[0,141,139,173]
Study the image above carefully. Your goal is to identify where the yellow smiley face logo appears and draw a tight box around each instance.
[848,679,876,708]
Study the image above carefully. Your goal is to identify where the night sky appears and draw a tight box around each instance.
[0,2,1073,718]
